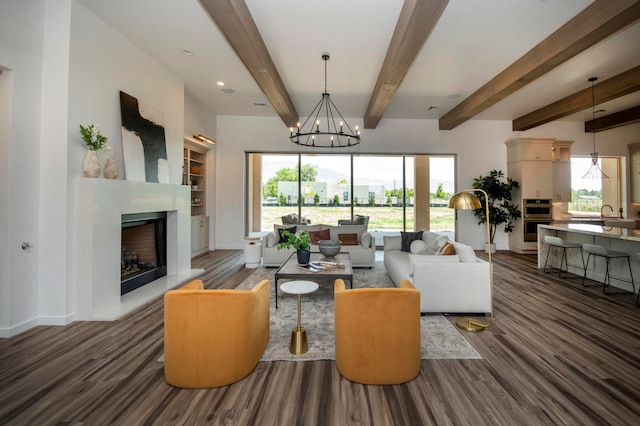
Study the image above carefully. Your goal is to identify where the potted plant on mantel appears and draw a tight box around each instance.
[277,229,311,264]
[472,169,522,253]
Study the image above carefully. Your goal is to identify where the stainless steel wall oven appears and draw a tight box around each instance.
[522,199,552,242]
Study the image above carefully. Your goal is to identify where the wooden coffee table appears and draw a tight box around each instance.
[274,252,353,308]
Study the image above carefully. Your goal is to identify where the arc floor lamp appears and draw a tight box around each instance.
[448,189,494,332]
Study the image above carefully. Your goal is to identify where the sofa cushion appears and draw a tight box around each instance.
[309,228,330,245]
[339,233,358,245]
[422,231,449,252]
[400,231,423,252]
[409,253,460,276]
[451,241,477,263]
[383,235,402,251]
[410,240,437,255]
[438,242,456,256]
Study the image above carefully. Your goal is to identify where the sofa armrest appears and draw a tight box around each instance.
[412,259,491,313]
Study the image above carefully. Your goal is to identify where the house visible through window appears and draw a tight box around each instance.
[246,153,456,242]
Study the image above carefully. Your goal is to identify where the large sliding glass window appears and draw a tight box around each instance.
[299,155,351,225]
[250,153,455,240]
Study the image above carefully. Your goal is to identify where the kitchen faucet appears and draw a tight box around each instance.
[600,204,614,219]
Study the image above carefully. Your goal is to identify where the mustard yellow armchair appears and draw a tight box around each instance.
[163,279,270,388]
[334,278,421,385]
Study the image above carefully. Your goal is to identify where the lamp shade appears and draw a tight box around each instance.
[448,191,481,210]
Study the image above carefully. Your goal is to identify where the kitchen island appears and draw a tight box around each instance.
[538,223,640,294]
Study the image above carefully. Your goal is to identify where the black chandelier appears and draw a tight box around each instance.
[289,54,361,148]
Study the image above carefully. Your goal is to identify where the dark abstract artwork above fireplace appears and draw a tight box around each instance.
[121,212,167,296]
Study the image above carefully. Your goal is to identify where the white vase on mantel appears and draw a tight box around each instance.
[103,157,118,179]
[83,150,101,178]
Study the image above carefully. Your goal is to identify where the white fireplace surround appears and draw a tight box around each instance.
[74,178,202,320]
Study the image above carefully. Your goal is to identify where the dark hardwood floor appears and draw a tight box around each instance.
[1,250,639,425]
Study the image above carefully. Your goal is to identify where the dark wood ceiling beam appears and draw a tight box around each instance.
[198,0,298,127]
[513,66,640,131]
[438,0,640,131]
[364,0,449,129]
[585,105,640,133]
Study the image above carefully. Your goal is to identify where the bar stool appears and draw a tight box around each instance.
[582,244,635,294]
[543,236,584,278]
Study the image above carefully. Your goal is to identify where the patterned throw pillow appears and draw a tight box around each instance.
[400,231,423,252]
[309,228,331,245]
[278,226,297,243]
[438,242,456,256]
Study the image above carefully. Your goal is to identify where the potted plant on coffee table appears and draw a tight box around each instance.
[277,229,311,264]
[472,169,522,253]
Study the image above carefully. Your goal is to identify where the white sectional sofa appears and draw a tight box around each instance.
[383,230,491,314]
[262,224,375,267]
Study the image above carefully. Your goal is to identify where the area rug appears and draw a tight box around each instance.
[238,261,482,361]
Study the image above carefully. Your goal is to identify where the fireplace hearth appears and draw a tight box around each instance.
[121,212,167,295]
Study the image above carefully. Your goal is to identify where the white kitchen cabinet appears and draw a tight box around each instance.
[506,138,554,162]
[191,216,209,257]
[553,162,571,202]
[521,162,554,199]
[552,141,573,202]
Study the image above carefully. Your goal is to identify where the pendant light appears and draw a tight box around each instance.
[289,54,361,148]
[582,77,609,179]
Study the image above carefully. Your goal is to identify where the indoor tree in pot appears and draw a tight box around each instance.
[472,169,522,253]
[277,229,311,264]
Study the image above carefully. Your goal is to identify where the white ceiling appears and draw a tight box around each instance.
[77,0,640,126]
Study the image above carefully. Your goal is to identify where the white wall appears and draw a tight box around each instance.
[185,91,217,249]
[0,0,48,336]
[0,0,190,336]
[215,116,640,251]
[215,115,515,250]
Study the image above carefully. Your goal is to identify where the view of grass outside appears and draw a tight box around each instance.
[257,154,456,234]
[568,157,616,216]
[262,206,454,232]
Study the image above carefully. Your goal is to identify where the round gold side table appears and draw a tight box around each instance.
[279,280,319,355]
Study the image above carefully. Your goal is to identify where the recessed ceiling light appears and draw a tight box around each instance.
[428,106,439,110]
[253,102,268,108]
[217,81,225,86]
[180,49,194,56]
[221,88,235,94]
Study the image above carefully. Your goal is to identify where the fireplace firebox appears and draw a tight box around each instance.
[121,212,167,295]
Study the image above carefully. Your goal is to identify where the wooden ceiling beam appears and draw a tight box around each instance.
[363,0,449,129]
[585,105,640,133]
[513,66,640,131]
[439,0,640,131]
[198,0,298,127]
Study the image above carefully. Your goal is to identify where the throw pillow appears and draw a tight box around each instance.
[329,224,366,241]
[309,228,330,245]
[339,233,358,245]
[278,226,297,243]
[409,239,427,254]
[400,231,423,252]
[438,242,455,256]
[383,235,402,251]
[361,232,372,248]
[451,241,478,262]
